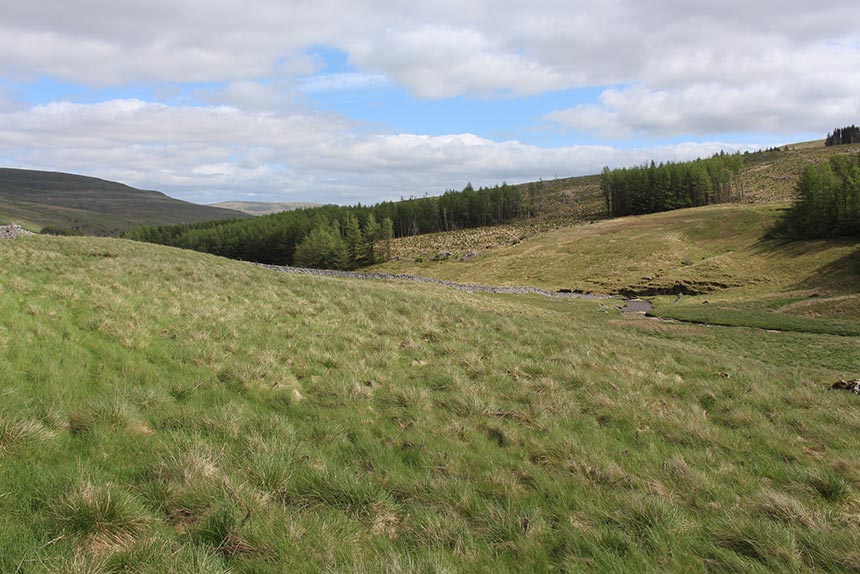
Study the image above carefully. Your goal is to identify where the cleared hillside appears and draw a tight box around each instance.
[740,140,860,202]
[0,168,247,235]
[0,235,858,573]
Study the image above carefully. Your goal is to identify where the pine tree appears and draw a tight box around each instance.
[600,154,744,217]
[780,155,860,238]
[343,214,363,269]
[825,125,860,146]
[293,220,347,270]
[380,217,394,262]
[362,214,380,264]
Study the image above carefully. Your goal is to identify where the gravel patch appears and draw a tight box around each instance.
[623,299,653,313]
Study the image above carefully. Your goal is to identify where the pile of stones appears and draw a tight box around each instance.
[0,224,34,240]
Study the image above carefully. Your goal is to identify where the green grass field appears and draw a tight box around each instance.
[1,235,859,573]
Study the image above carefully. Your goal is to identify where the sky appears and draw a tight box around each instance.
[0,1,858,205]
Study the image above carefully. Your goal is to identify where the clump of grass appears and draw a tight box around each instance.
[612,495,686,553]
[64,538,234,574]
[190,502,256,557]
[53,481,149,547]
[806,468,852,503]
[754,489,821,529]
[67,413,95,436]
[0,417,53,449]
[154,449,231,530]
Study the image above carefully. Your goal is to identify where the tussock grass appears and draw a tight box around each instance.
[53,481,150,547]
[0,416,54,448]
[0,235,858,572]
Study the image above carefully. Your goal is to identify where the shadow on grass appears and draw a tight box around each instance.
[749,236,860,292]
[650,237,860,336]
[794,248,860,291]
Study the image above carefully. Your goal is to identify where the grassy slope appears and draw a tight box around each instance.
[0,168,247,235]
[1,235,859,573]
[372,202,860,334]
[373,203,856,293]
[512,173,606,220]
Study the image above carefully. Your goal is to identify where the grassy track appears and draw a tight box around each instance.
[0,235,859,572]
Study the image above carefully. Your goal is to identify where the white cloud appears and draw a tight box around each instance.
[0,0,858,198]
[544,106,628,139]
[345,25,567,98]
[0,98,763,204]
[3,1,856,102]
[299,73,392,94]
[192,81,301,113]
[546,73,860,138]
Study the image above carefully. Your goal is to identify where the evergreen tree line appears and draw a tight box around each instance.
[775,155,860,238]
[825,125,860,147]
[124,182,527,269]
[601,153,745,218]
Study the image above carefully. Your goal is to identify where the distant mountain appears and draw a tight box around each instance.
[210,201,322,216]
[0,168,248,236]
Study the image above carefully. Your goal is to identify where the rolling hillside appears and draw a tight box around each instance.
[211,201,322,216]
[0,168,247,235]
[124,139,860,272]
[0,234,858,573]
[371,204,854,293]
[507,140,860,214]
[371,203,860,334]
[371,141,860,307]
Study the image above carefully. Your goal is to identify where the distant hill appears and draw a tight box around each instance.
[211,200,322,216]
[0,168,248,236]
